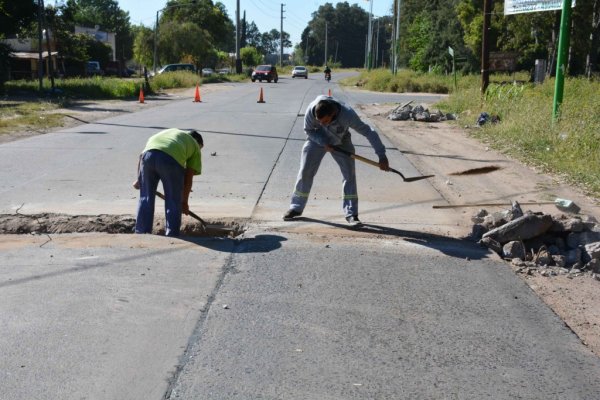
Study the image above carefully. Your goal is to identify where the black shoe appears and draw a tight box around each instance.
[345,215,362,227]
[283,209,302,221]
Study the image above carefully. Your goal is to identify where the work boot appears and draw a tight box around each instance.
[283,209,302,221]
[345,215,362,227]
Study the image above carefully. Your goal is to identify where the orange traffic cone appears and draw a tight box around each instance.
[328,88,332,97]
[139,86,145,103]
[257,87,265,103]
[193,84,201,102]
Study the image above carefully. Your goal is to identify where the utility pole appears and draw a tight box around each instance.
[375,18,379,68]
[42,0,55,90]
[394,0,401,74]
[324,21,328,66]
[481,0,492,96]
[37,0,44,92]
[367,0,373,70]
[305,34,309,63]
[280,3,285,67]
[236,0,241,73]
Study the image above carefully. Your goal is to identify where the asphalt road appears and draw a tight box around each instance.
[1,72,600,399]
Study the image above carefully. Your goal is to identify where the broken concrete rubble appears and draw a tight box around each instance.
[387,103,455,122]
[471,201,600,278]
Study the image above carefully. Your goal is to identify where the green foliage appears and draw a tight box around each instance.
[5,76,143,98]
[64,0,133,61]
[162,0,235,52]
[240,47,263,67]
[132,25,154,69]
[148,71,200,90]
[438,76,600,196]
[0,0,37,36]
[158,21,213,67]
[406,12,434,72]
[0,42,11,90]
[341,69,452,94]
[300,2,369,67]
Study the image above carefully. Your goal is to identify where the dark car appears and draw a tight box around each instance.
[251,65,278,83]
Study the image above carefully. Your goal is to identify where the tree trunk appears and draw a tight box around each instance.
[546,11,561,77]
[586,0,600,77]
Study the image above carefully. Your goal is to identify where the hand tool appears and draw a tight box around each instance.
[156,191,207,231]
[332,146,434,182]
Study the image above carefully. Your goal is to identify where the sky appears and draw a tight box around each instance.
[116,0,395,48]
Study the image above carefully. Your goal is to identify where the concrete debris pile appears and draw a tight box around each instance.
[388,103,456,122]
[470,201,600,279]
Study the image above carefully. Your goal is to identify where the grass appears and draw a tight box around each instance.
[0,100,67,135]
[341,69,454,94]
[343,68,600,199]
[448,77,600,198]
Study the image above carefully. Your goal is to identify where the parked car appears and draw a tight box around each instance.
[104,61,133,77]
[152,63,196,76]
[292,66,308,79]
[251,65,278,83]
[218,68,231,75]
[201,68,214,76]
[86,61,104,76]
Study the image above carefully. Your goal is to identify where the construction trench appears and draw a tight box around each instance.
[0,213,245,237]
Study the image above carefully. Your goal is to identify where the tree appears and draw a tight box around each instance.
[299,2,370,67]
[406,12,433,72]
[240,46,262,66]
[62,0,133,61]
[0,0,37,37]
[132,24,154,68]
[162,0,235,52]
[158,20,214,67]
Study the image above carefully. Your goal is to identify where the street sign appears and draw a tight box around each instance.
[448,46,454,57]
[505,0,575,15]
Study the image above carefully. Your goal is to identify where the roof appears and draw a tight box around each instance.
[10,51,58,59]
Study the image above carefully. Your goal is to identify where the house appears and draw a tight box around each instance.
[3,36,58,80]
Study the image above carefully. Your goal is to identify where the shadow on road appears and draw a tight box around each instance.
[182,234,287,254]
[295,217,491,260]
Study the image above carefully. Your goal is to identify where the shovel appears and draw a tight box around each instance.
[156,191,207,231]
[332,146,434,182]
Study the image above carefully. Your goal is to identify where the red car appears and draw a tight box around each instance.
[251,65,278,83]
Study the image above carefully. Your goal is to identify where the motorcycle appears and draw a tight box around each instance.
[325,72,331,82]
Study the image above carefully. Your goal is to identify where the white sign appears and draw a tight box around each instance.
[505,0,575,15]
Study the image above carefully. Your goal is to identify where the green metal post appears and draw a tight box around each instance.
[552,0,573,121]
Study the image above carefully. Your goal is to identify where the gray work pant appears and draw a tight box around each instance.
[290,139,358,217]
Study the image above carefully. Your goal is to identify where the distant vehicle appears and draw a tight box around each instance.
[86,61,104,76]
[292,66,308,79]
[201,68,214,76]
[218,68,231,75]
[105,61,132,77]
[251,65,278,83]
[152,63,196,76]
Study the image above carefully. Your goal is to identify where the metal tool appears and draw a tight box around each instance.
[332,146,434,182]
[156,191,207,231]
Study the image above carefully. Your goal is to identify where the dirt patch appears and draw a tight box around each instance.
[0,213,244,237]
[360,102,600,357]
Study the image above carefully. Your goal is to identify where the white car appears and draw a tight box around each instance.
[292,66,308,79]
[202,68,214,76]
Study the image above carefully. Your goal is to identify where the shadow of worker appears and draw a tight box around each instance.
[182,234,287,254]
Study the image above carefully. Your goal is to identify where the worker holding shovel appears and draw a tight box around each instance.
[133,128,203,236]
[284,95,389,226]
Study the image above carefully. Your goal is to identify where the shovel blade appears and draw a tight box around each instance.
[402,174,435,182]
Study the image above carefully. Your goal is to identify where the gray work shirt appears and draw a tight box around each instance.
[303,95,387,157]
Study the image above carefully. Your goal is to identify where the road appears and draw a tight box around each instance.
[1,72,600,399]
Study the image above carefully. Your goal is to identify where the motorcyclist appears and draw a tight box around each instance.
[324,65,331,80]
